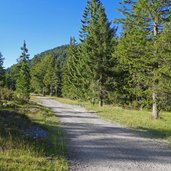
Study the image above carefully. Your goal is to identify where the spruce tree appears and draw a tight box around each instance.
[31,55,50,95]
[43,55,56,96]
[16,41,30,103]
[62,37,80,99]
[79,0,116,106]
[0,52,5,87]
[114,25,150,109]
[117,0,171,118]
[54,60,62,97]
[154,23,171,111]
[0,52,5,102]
[30,46,68,95]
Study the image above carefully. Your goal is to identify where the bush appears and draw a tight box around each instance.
[14,92,30,104]
[0,87,14,101]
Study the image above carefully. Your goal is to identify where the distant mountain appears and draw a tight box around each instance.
[32,44,69,63]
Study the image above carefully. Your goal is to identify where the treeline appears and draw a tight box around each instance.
[62,0,171,119]
[2,45,68,101]
[0,41,30,104]
[1,0,171,120]
[30,45,68,96]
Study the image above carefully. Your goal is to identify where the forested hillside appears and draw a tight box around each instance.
[30,45,68,96]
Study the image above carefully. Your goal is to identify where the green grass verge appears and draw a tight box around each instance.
[50,97,171,144]
[0,100,68,171]
[30,96,43,104]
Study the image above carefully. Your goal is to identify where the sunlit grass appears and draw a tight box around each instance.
[0,100,68,171]
[30,95,43,104]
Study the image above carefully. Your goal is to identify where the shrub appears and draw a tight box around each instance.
[0,87,14,101]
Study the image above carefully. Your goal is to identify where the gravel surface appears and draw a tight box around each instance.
[38,97,171,171]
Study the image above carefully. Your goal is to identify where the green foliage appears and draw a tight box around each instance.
[43,55,60,96]
[76,0,117,104]
[0,52,5,87]
[30,55,48,94]
[0,87,14,102]
[114,26,150,107]
[62,37,80,99]
[30,45,68,96]
[0,101,68,171]
[115,0,171,118]
[5,64,20,90]
[16,41,30,103]
[154,23,171,110]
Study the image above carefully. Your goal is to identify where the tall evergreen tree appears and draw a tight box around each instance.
[54,60,62,97]
[0,52,5,87]
[43,55,59,96]
[117,0,171,118]
[62,37,80,99]
[0,52,5,102]
[5,64,20,90]
[16,41,30,102]
[114,25,150,109]
[79,0,116,106]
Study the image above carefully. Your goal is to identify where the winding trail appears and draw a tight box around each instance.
[38,97,171,171]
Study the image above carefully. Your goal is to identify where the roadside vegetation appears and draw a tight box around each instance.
[50,97,171,145]
[0,98,68,171]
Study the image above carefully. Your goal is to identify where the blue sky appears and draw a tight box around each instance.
[0,0,122,68]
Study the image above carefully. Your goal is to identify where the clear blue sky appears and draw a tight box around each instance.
[0,0,122,68]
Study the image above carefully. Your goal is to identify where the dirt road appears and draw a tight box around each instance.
[38,97,171,171]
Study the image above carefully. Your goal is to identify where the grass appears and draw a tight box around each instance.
[0,100,68,171]
[30,96,43,104]
[50,97,171,144]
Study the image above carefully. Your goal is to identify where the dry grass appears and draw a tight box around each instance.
[0,100,68,171]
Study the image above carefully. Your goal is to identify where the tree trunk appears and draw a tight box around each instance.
[139,105,143,111]
[50,85,53,96]
[56,86,58,97]
[43,87,45,96]
[91,98,95,105]
[152,91,159,119]
[152,22,159,119]
[99,98,103,107]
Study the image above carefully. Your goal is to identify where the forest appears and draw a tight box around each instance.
[1,0,171,120]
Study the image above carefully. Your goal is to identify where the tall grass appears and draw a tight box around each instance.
[0,102,68,171]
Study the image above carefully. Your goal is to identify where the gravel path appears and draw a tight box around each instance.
[38,97,171,171]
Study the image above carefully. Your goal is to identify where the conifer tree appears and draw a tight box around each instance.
[0,52,5,87]
[154,22,171,111]
[117,0,171,118]
[54,60,62,97]
[30,45,68,95]
[43,55,56,95]
[62,37,80,98]
[31,55,50,95]
[114,25,150,108]
[0,52,5,102]
[16,41,30,103]
[79,0,116,106]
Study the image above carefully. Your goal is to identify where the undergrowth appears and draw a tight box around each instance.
[0,100,68,171]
